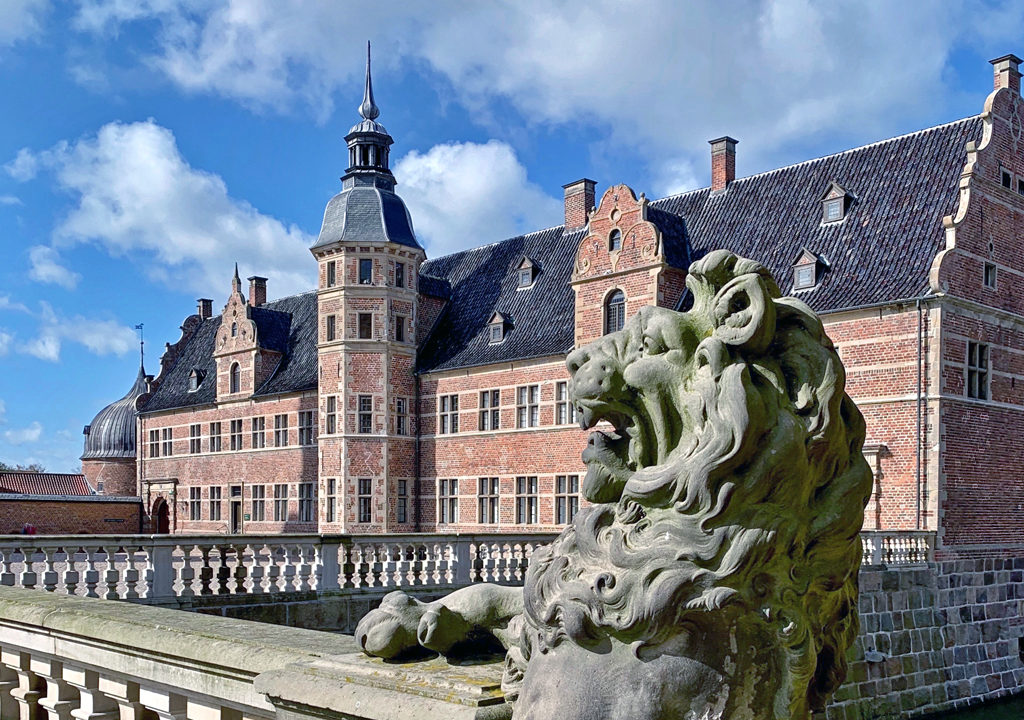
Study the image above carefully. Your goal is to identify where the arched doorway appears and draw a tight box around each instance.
[152,497,170,534]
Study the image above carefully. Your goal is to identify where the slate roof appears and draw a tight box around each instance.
[0,473,94,496]
[140,292,318,413]
[417,227,587,373]
[311,177,421,251]
[81,365,147,460]
[416,116,982,372]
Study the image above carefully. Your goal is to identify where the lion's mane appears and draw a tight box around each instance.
[511,251,872,718]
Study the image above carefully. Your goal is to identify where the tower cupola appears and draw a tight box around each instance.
[344,42,395,189]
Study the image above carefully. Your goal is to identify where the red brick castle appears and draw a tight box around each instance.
[81,53,1024,559]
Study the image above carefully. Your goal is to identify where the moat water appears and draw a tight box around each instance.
[929,695,1024,718]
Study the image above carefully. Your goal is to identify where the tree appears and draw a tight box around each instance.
[0,461,46,473]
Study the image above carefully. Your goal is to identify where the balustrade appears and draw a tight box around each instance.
[860,530,934,566]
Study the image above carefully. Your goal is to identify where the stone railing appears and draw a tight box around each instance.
[860,530,935,566]
[0,585,507,720]
[0,533,556,602]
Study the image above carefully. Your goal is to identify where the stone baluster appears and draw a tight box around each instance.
[102,545,121,600]
[352,543,368,589]
[19,546,38,589]
[247,543,267,594]
[82,546,101,598]
[0,546,15,586]
[0,658,20,720]
[263,545,281,592]
[454,539,472,586]
[96,677,145,720]
[215,545,231,595]
[122,545,142,600]
[178,545,197,598]
[296,544,313,592]
[231,543,249,594]
[468,542,481,583]
[319,537,341,592]
[401,544,415,586]
[281,545,298,592]
[62,547,82,596]
[198,546,214,596]
[4,648,42,720]
[32,657,79,720]
[65,667,117,720]
[138,688,187,720]
[42,546,60,593]
[148,542,174,601]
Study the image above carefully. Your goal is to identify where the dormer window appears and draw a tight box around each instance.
[609,229,622,252]
[487,312,510,344]
[792,248,826,291]
[820,181,851,223]
[188,369,205,392]
[517,257,539,288]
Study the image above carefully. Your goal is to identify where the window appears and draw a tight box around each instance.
[439,394,459,433]
[273,484,288,522]
[439,479,459,524]
[359,395,373,434]
[229,363,240,394]
[478,477,499,524]
[230,419,243,451]
[251,417,265,448]
[397,480,408,524]
[274,414,288,447]
[396,397,408,435]
[358,313,372,339]
[326,260,336,287]
[556,382,577,425]
[516,385,539,428]
[326,315,336,341]
[556,475,580,525]
[149,429,159,458]
[298,482,315,522]
[209,486,222,522]
[231,322,237,337]
[1002,169,1012,189]
[359,258,373,284]
[479,390,500,430]
[794,263,816,290]
[299,410,315,446]
[395,262,405,288]
[395,315,405,342]
[967,341,989,400]
[325,396,337,434]
[161,428,173,456]
[189,487,201,521]
[189,424,201,454]
[515,476,538,525]
[489,322,504,343]
[188,369,203,392]
[326,478,337,523]
[518,268,533,287]
[823,198,843,222]
[605,290,625,335]
[1018,178,1024,196]
[984,262,997,289]
[209,422,222,452]
[609,228,622,252]
[251,485,266,521]
[358,478,372,523]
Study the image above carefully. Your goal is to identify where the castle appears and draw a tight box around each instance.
[81,52,1024,557]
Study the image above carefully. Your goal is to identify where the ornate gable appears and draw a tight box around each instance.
[572,184,662,280]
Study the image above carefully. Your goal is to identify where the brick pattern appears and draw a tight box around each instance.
[0,497,141,534]
[82,459,136,496]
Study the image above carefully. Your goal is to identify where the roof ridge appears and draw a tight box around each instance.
[655,115,980,203]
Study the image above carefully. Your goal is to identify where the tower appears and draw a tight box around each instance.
[310,43,424,532]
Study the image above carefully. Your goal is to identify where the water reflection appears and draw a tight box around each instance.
[928,696,1024,719]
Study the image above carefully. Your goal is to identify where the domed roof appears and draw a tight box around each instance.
[81,365,147,460]
[311,178,421,251]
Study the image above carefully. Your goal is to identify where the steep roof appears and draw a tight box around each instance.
[81,364,148,460]
[417,116,981,373]
[0,473,93,496]
[141,292,318,414]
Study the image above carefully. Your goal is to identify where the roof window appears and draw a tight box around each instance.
[820,181,851,224]
[792,248,826,291]
[487,312,510,344]
[188,369,205,392]
[517,257,539,288]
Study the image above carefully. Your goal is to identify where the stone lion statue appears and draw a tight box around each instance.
[356,250,872,720]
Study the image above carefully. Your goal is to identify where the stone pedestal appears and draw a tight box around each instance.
[255,653,509,720]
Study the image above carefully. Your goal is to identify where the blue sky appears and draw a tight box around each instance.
[0,0,1021,472]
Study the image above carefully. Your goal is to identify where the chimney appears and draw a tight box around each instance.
[197,298,213,319]
[709,137,738,193]
[563,178,596,230]
[248,276,267,307]
[991,54,1022,94]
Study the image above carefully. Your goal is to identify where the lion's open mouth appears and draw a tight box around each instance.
[576,397,645,502]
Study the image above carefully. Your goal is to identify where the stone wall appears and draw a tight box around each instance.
[826,559,1024,719]
[0,494,142,534]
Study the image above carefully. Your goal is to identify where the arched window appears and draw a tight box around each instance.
[231,322,237,337]
[230,363,240,394]
[609,229,622,252]
[605,290,625,335]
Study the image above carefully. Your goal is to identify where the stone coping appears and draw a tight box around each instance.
[0,494,142,503]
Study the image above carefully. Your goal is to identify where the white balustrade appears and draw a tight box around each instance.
[860,531,934,566]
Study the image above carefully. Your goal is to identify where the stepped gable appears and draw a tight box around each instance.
[652,116,983,312]
[417,227,587,373]
[141,291,318,413]
[0,472,93,495]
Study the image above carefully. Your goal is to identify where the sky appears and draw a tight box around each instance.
[0,0,1022,473]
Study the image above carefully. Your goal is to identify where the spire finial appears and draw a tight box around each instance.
[134,323,145,374]
[359,41,380,121]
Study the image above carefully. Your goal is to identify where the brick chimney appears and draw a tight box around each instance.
[709,137,738,193]
[992,54,1022,94]
[248,276,267,307]
[563,178,596,230]
[197,298,213,319]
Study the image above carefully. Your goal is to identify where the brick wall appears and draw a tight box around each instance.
[82,458,137,497]
[0,495,142,534]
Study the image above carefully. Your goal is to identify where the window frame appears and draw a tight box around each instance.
[209,422,222,453]
[439,394,459,434]
[438,478,459,525]
[966,341,990,401]
[358,478,372,523]
[358,395,373,434]
[273,483,288,522]
[209,486,222,522]
[359,258,373,285]
[395,315,405,343]
[609,228,622,252]
[251,484,266,522]
[273,414,289,447]
[298,482,315,523]
[189,423,201,454]
[229,419,243,451]
[396,397,408,435]
[325,396,337,435]
[149,429,159,458]
[189,487,201,521]
[251,416,265,449]
[326,314,336,341]
[479,390,500,431]
[556,382,577,425]
[358,313,373,339]
[326,260,336,287]
[395,261,405,288]
[555,474,580,525]
[793,262,816,290]
[516,385,539,428]
[397,479,408,524]
[161,428,173,457]
[478,477,499,524]
[298,410,315,446]
[229,362,240,394]
[515,476,539,525]
[984,262,997,289]
[604,290,625,335]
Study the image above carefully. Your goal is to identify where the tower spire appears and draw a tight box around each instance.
[359,41,380,121]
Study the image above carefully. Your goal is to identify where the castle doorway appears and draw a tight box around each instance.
[152,497,170,534]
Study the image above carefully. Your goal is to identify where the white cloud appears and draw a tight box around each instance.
[16,302,136,362]
[0,296,29,313]
[0,0,48,46]
[394,141,561,256]
[5,147,41,181]
[14,120,315,297]
[0,399,6,424]
[66,1,1024,184]
[5,421,42,445]
[0,331,11,357]
[0,195,22,206]
[28,246,80,289]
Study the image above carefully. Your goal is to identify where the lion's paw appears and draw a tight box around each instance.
[355,590,427,659]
